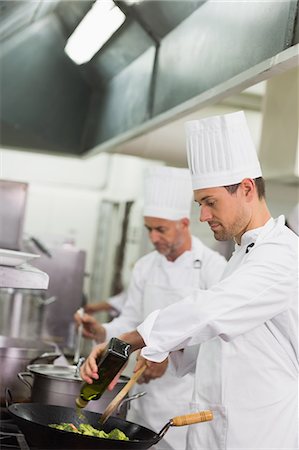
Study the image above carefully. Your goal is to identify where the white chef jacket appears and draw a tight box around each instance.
[138,216,298,450]
[108,290,127,314]
[103,236,227,450]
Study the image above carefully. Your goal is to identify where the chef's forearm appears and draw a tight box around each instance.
[119,330,145,352]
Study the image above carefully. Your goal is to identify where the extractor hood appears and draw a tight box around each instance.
[1,0,298,159]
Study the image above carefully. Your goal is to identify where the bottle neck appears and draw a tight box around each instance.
[76,396,88,408]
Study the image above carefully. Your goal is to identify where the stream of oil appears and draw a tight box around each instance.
[75,405,87,422]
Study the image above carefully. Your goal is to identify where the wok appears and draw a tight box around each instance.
[8,403,213,450]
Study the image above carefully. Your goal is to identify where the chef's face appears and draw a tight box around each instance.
[144,217,185,259]
[194,184,251,241]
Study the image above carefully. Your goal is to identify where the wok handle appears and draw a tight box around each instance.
[171,410,213,426]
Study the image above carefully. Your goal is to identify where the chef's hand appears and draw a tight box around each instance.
[134,353,168,384]
[74,311,106,342]
[79,342,127,388]
[80,342,106,384]
[81,331,145,385]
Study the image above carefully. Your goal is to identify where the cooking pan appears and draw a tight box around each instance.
[8,403,213,450]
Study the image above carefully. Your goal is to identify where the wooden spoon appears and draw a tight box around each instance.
[100,364,147,425]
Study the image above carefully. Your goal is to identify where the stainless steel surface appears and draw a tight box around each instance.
[0,264,49,290]
[31,246,86,348]
[0,336,57,405]
[1,1,298,159]
[73,308,84,365]
[153,1,297,115]
[18,364,133,418]
[0,180,28,251]
[0,289,54,340]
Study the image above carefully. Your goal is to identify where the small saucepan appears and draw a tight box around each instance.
[8,402,213,449]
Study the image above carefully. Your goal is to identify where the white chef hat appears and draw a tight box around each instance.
[287,202,299,236]
[185,111,262,190]
[143,166,193,220]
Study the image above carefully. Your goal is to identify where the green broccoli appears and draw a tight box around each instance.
[49,423,129,441]
[108,428,129,441]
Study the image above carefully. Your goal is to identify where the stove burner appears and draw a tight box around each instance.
[0,407,31,450]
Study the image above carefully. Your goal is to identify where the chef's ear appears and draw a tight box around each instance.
[241,178,255,200]
[180,217,190,228]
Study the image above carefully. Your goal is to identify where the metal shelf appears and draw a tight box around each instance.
[0,264,49,290]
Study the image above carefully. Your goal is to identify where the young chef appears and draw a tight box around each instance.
[78,166,227,450]
[81,113,298,449]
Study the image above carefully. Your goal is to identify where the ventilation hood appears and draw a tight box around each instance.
[0,0,298,163]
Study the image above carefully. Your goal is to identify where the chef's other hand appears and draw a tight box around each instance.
[134,354,168,384]
[74,312,106,342]
[80,342,106,384]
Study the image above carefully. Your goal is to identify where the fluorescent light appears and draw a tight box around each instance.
[65,0,126,65]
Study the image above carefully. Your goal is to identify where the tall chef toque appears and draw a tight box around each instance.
[185,110,262,190]
[143,166,193,220]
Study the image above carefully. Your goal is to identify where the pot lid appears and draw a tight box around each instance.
[27,364,82,381]
[27,364,130,383]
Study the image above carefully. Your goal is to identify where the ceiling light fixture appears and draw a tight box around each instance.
[65,0,126,65]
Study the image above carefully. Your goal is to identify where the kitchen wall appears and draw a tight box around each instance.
[0,148,161,293]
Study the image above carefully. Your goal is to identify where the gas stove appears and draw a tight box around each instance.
[0,407,31,450]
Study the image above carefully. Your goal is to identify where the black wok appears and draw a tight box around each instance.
[8,403,213,450]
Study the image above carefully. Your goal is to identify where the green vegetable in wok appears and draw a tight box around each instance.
[49,422,129,441]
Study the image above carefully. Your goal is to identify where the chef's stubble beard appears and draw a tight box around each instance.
[213,212,247,241]
[156,229,185,258]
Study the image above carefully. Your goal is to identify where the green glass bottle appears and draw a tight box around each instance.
[76,337,131,408]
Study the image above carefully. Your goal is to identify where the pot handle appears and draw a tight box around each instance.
[5,388,13,408]
[37,296,57,306]
[117,391,147,413]
[17,372,34,391]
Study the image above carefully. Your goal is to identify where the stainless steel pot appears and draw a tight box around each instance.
[0,289,56,340]
[18,364,145,419]
[0,336,59,405]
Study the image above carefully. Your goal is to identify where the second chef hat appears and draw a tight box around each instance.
[143,166,193,220]
[185,111,262,190]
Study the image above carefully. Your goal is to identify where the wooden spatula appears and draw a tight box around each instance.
[100,364,147,425]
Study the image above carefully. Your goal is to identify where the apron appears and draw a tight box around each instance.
[127,255,203,450]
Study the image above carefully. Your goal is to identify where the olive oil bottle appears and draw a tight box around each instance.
[76,337,131,408]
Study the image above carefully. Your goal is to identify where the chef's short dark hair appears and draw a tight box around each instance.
[224,177,265,199]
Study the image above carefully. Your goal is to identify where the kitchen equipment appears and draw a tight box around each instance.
[73,308,84,365]
[100,364,147,424]
[0,288,56,340]
[17,365,142,418]
[0,248,40,267]
[0,336,59,405]
[8,403,213,449]
[0,180,28,251]
[30,246,86,348]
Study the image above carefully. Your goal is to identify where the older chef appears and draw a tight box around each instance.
[81,111,298,450]
[79,166,227,450]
